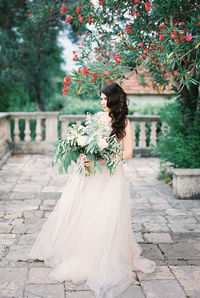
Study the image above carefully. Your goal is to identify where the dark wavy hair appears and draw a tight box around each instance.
[100,82,129,140]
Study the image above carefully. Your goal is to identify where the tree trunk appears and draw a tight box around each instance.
[178,83,199,127]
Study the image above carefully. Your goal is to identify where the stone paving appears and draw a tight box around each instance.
[0,154,200,298]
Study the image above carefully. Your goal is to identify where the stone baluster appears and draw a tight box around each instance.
[45,115,58,142]
[35,117,42,141]
[139,121,146,148]
[14,118,20,142]
[161,122,169,136]
[61,121,70,139]
[150,121,157,146]
[131,121,136,148]
[0,114,11,146]
[24,118,31,142]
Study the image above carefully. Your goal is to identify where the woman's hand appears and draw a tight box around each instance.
[79,153,91,167]
[97,158,107,165]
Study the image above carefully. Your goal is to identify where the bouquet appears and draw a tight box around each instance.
[51,113,125,176]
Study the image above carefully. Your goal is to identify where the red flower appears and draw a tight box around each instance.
[63,76,71,84]
[50,8,53,12]
[171,32,176,39]
[136,12,140,17]
[80,42,85,46]
[63,86,69,92]
[143,49,148,54]
[28,13,32,17]
[125,25,132,34]
[73,55,78,61]
[79,15,83,23]
[150,43,155,47]
[65,16,71,23]
[145,2,152,12]
[114,54,121,63]
[92,73,97,79]
[131,10,136,15]
[159,34,163,41]
[62,89,67,96]
[173,71,178,77]
[76,6,82,14]
[61,5,67,14]
[185,34,192,41]
[82,67,88,77]
[86,17,93,25]
[179,30,184,35]
[99,0,104,5]
[104,71,110,76]
[85,33,89,37]
[139,42,144,47]
[139,55,143,59]
[164,73,169,78]
[134,0,140,3]
[158,24,164,29]
[78,80,81,85]
[62,75,70,95]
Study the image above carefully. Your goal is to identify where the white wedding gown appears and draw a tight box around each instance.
[28,112,155,298]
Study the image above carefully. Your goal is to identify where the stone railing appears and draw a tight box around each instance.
[0,112,162,165]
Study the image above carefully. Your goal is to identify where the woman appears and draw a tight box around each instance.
[28,82,155,298]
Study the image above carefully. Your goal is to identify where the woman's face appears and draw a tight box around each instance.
[100,93,110,112]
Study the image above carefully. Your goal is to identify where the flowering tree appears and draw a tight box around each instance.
[61,0,200,118]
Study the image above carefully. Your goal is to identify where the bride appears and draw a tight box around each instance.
[28,82,155,298]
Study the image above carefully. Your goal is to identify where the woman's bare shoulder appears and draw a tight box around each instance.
[125,117,130,127]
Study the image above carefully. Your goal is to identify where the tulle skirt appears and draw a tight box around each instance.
[28,163,155,298]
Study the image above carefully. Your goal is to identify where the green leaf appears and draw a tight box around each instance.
[95,160,102,173]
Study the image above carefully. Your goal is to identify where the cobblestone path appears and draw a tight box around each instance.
[0,154,200,298]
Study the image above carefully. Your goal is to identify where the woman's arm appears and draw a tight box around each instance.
[121,118,134,160]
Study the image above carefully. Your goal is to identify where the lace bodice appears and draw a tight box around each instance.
[96,111,112,137]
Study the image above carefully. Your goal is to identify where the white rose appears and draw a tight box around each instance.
[98,137,108,150]
[77,135,87,146]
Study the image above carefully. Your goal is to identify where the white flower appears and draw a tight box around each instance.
[98,136,108,150]
[77,135,87,146]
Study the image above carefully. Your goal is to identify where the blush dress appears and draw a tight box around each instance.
[28,111,155,298]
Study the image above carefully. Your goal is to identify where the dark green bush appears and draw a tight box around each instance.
[153,100,200,168]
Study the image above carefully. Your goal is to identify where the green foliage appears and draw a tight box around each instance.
[153,100,200,168]
[0,0,81,112]
[157,166,173,185]
[62,96,102,114]
[133,101,168,115]
[61,0,199,105]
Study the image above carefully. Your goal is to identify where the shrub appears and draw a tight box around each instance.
[153,100,200,169]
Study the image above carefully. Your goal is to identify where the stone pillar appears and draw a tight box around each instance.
[172,169,200,199]
[45,114,59,142]
[139,121,146,148]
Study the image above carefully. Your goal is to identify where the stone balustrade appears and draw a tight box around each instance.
[0,112,162,163]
